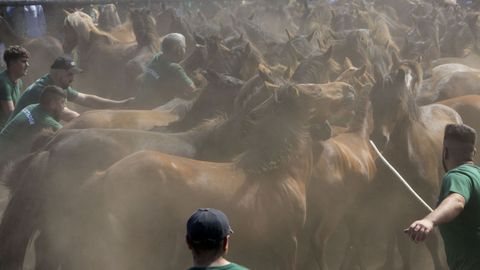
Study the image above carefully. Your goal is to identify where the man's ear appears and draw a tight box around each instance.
[186,235,193,250]
[473,148,477,157]
[223,235,230,251]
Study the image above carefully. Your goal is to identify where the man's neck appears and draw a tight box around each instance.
[448,160,474,171]
[7,70,20,84]
[193,256,230,268]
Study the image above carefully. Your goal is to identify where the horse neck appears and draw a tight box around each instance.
[177,116,227,148]
[235,111,313,180]
[347,91,372,138]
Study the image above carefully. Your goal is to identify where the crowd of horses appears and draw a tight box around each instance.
[1,0,480,269]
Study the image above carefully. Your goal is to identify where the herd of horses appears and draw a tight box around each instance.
[2,0,480,269]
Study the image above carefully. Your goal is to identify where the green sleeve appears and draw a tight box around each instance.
[0,83,13,101]
[442,172,473,203]
[170,63,194,87]
[66,87,80,101]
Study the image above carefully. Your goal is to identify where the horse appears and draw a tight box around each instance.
[438,95,480,163]
[370,56,462,270]
[49,81,355,270]
[291,46,342,83]
[0,15,63,86]
[299,80,377,270]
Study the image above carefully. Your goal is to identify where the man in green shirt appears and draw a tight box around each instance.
[135,33,196,109]
[0,85,66,164]
[13,56,134,121]
[186,208,248,270]
[0,45,29,125]
[405,124,480,270]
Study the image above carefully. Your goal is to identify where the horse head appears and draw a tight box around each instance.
[63,10,94,53]
[370,55,422,150]
[130,8,159,50]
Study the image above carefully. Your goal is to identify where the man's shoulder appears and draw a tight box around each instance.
[445,164,480,181]
[188,263,249,270]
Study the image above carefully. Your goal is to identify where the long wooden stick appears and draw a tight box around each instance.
[369,140,434,213]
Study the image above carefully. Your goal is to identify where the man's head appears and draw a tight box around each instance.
[162,33,187,62]
[186,208,233,256]
[3,45,30,78]
[49,57,82,89]
[442,124,477,171]
[40,85,67,120]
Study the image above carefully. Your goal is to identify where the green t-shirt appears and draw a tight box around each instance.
[438,164,480,270]
[188,263,248,270]
[12,74,79,117]
[0,70,23,125]
[136,53,193,108]
[0,104,62,159]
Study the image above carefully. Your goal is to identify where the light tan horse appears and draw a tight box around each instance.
[38,82,355,270]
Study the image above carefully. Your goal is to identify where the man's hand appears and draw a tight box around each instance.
[117,97,135,108]
[404,218,434,243]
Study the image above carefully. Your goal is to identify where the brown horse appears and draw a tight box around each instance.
[370,57,461,270]
[438,95,480,163]
[53,81,355,270]
[0,15,63,85]
[62,110,178,130]
[63,10,158,98]
[299,81,376,270]
[291,46,342,83]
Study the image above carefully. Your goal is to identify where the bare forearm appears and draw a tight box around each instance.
[78,94,123,109]
[425,193,465,226]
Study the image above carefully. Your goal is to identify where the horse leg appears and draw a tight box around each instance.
[425,231,447,270]
[396,229,412,270]
[275,234,298,270]
[312,206,346,270]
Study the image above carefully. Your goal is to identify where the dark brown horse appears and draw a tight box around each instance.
[53,81,355,270]
[370,57,461,270]
[299,81,376,270]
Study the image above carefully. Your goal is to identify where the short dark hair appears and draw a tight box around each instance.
[40,85,67,105]
[188,236,225,252]
[3,46,29,67]
[444,124,476,146]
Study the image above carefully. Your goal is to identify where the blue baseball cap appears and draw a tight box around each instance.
[51,56,82,73]
[187,208,233,243]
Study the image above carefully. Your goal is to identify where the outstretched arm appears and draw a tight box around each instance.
[405,193,465,242]
[73,93,134,109]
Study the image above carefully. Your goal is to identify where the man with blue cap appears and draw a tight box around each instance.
[186,208,248,270]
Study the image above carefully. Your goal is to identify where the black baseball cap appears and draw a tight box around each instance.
[187,208,233,243]
[50,57,82,73]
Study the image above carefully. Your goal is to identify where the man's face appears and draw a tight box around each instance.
[57,70,75,89]
[174,45,186,62]
[51,96,67,120]
[9,56,29,77]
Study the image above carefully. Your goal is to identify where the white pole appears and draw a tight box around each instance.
[369,140,434,213]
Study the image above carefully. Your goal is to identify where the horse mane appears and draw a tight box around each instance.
[292,52,341,83]
[347,83,371,136]
[65,11,118,45]
[234,84,311,175]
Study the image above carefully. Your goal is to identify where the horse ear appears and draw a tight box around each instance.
[161,2,166,11]
[317,38,324,50]
[344,57,354,69]
[63,9,71,16]
[220,43,232,53]
[373,65,383,83]
[248,13,255,21]
[283,66,292,80]
[288,85,301,97]
[323,46,333,60]
[306,30,315,42]
[244,42,251,56]
[285,28,293,41]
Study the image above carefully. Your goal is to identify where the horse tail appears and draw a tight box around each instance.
[0,151,50,270]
